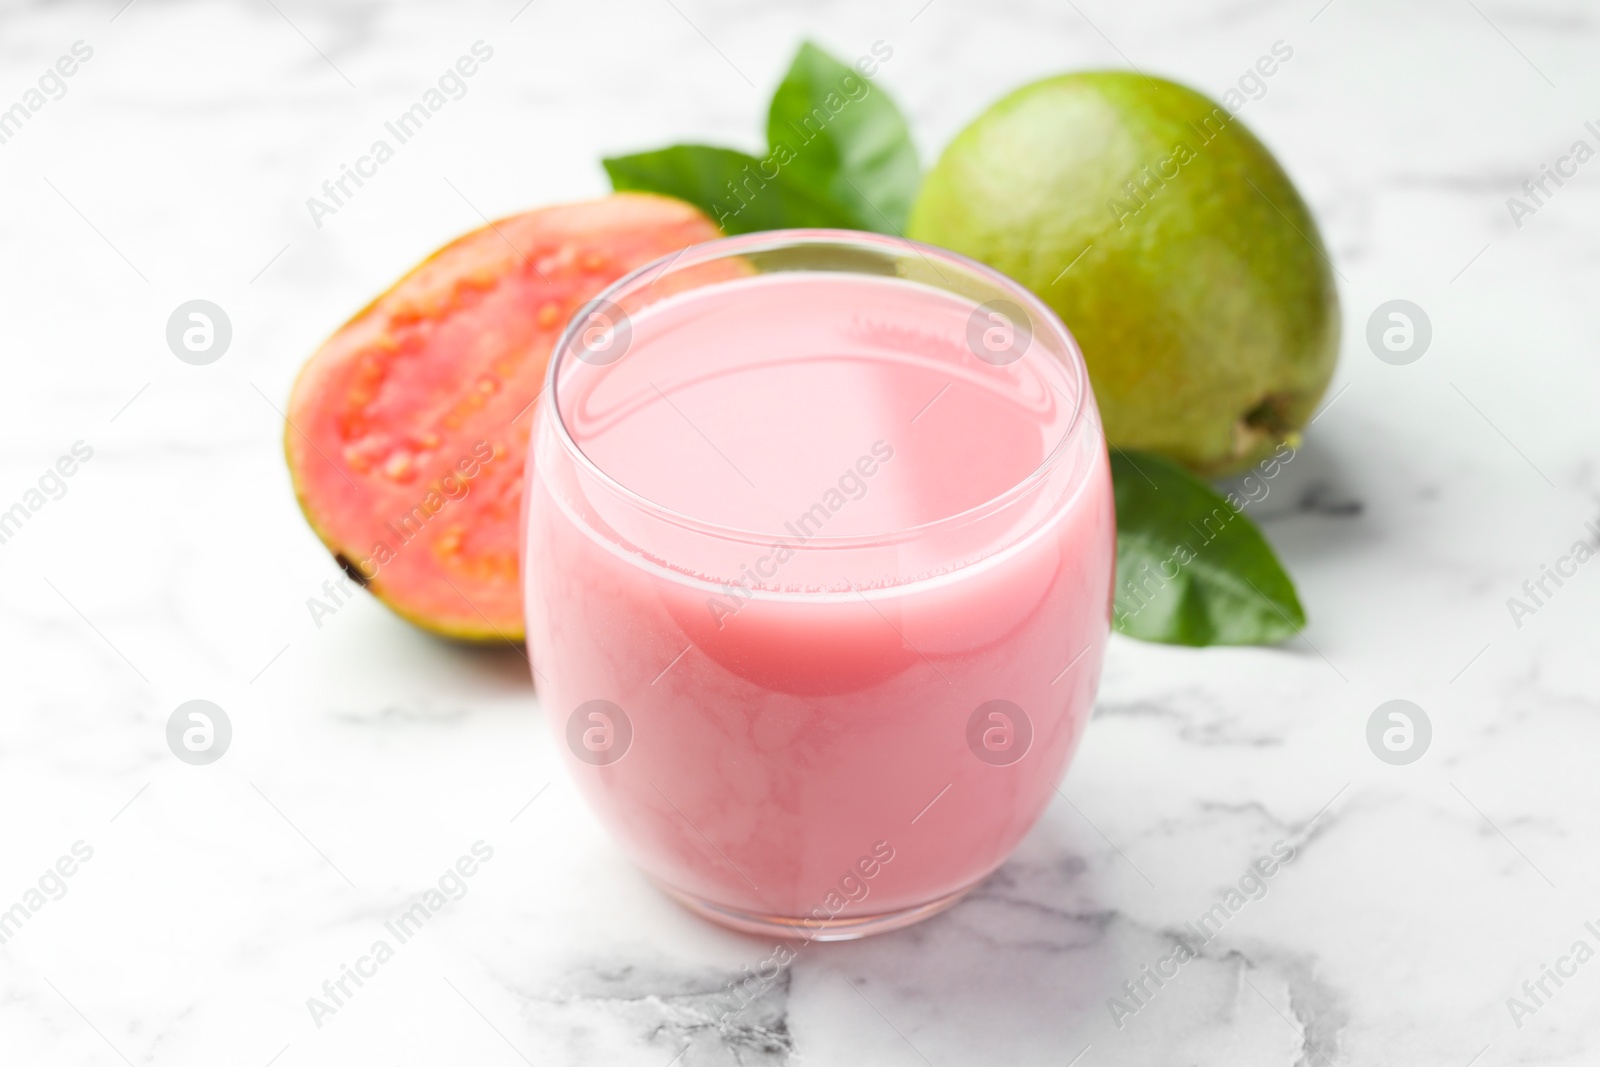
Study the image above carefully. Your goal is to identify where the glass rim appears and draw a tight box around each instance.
[541,227,1092,550]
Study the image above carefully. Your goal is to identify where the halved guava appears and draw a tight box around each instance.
[285,193,719,641]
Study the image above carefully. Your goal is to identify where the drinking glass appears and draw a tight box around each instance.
[524,229,1114,939]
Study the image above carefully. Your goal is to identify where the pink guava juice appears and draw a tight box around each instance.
[524,231,1114,938]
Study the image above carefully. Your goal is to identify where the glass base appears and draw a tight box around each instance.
[654,880,977,941]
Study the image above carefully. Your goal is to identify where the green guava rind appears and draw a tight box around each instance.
[908,72,1340,476]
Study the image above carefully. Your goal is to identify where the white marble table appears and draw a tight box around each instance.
[2,0,1597,1063]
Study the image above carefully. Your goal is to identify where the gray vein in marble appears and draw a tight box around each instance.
[539,961,795,1066]
[1094,697,1286,747]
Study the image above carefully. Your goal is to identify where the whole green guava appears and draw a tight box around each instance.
[908,71,1339,476]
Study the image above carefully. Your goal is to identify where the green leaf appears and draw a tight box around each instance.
[602,42,918,235]
[764,41,919,233]
[1110,449,1306,646]
[603,145,850,236]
